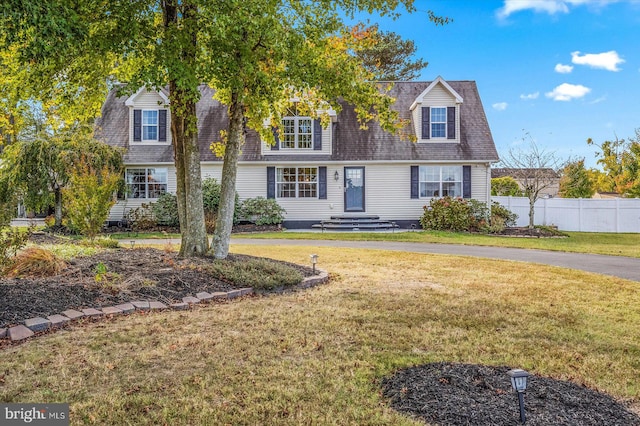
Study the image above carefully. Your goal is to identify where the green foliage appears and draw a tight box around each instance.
[491,176,521,196]
[0,174,17,228]
[420,197,472,232]
[152,193,179,227]
[206,256,303,291]
[0,225,32,271]
[63,163,121,240]
[202,178,239,225]
[588,129,640,197]
[238,197,286,226]
[559,159,594,198]
[491,202,518,228]
[81,235,120,249]
[126,204,157,232]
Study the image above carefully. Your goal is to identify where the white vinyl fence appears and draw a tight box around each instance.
[492,196,640,233]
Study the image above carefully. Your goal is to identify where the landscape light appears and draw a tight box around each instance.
[130,240,135,249]
[310,254,318,274]
[507,369,530,424]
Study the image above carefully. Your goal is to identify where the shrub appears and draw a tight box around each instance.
[490,202,518,228]
[126,203,157,231]
[4,247,67,278]
[419,197,472,232]
[44,215,56,228]
[0,226,32,271]
[238,197,286,225]
[152,193,179,227]
[63,164,121,240]
[202,178,239,225]
[206,255,303,290]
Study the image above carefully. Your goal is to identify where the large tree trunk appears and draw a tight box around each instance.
[211,91,244,259]
[54,187,62,227]
[165,1,208,258]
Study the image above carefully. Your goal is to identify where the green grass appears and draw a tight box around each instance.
[232,230,640,258]
[1,245,639,425]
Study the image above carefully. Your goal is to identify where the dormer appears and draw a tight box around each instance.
[262,106,337,156]
[409,76,463,143]
[125,88,171,145]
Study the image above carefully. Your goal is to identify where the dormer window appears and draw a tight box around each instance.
[132,109,168,143]
[142,110,159,140]
[282,117,313,149]
[430,107,447,138]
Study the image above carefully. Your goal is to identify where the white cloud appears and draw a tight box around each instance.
[497,0,624,18]
[571,51,625,71]
[520,92,540,100]
[555,63,574,73]
[545,83,591,101]
[492,102,508,111]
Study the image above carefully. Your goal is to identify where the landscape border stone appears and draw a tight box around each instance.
[0,269,329,345]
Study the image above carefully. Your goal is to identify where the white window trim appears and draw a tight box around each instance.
[430,106,447,140]
[276,166,318,199]
[280,116,313,150]
[125,167,168,200]
[419,166,463,198]
[141,110,159,142]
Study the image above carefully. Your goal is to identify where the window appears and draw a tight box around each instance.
[431,107,446,138]
[126,168,168,199]
[142,110,158,141]
[281,117,313,149]
[419,166,462,198]
[277,167,317,198]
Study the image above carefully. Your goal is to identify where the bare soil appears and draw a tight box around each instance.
[382,362,640,425]
[0,234,312,329]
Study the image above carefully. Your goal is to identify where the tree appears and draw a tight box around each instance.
[491,176,521,196]
[0,127,123,227]
[588,130,640,197]
[353,23,429,81]
[2,1,447,258]
[499,134,563,228]
[558,159,594,198]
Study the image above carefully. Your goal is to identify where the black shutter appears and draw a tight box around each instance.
[133,109,141,141]
[447,107,456,139]
[318,167,327,199]
[313,119,322,150]
[267,167,276,199]
[421,107,430,139]
[410,166,419,199]
[271,127,280,150]
[158,109,167,142]
[463,165,471,199]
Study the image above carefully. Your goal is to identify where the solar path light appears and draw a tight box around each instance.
[310,254,318,274]
[507,369,530,424]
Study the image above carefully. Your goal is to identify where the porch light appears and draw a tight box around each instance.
[507,369,530,424]
[310,254,318,274]
[334,170,340,181]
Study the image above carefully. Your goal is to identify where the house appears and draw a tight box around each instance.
[491,168,560,198]
[95,76,499,228]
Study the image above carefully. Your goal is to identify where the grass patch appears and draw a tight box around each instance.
[1,245,639,425]
[205,255,303,290]
[37,244,100,260]
[233,230,640,258]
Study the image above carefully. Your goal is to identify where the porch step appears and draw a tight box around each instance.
[311,215,399,231]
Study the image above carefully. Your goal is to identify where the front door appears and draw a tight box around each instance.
[344,167,365,212]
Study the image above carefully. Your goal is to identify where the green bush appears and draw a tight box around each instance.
[152,193,179,227]
[419,197,472,232]
[238,197,286,225]
[491,201,518,228]
[0,226,32,272]
[202,178,239,226]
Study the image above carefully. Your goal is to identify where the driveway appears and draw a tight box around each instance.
[230,238,640,282]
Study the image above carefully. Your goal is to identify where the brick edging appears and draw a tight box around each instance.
[1,269,329,344]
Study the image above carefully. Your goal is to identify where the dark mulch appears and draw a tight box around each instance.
[382,362,640,426]
[497,226,568,238]
[0,242,314,329]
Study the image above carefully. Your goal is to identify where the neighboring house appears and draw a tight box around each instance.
[491,168,560,198]
[96,76,499,228]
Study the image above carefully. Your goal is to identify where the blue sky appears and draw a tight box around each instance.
[354,0,640,168]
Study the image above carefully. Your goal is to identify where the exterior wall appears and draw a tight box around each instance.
[493,196,640,232]
[109,162,491,224]
[128,89,171,146]
[411,83,460,143]
[261,123,331,156]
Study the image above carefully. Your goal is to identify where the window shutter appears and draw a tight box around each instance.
[318,166,327,199]
[133,109,142,141]
[410,166,419,199]
[421,107,430,139]
[271,127,280,150]
[158,109,167,142]
[267,167,276,199]
[313,119,322,150]
[447,107,456,139]
[463,165,471,199]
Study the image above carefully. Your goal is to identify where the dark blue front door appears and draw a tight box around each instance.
[344,167,365,212]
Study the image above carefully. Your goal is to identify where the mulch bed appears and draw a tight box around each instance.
[382,362,640,425]
[0,234,313,329]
